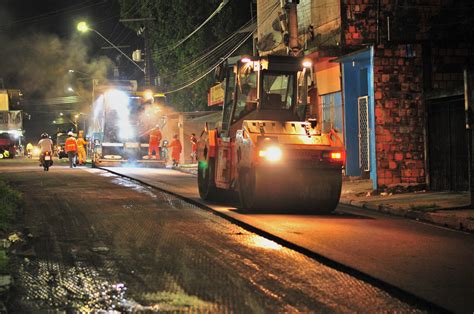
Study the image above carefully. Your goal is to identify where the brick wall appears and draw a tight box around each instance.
[431,42,471,91]
[342,0,431,188]
[373,44,425,187]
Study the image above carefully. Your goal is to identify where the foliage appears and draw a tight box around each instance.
[0,179,22,232]
[0,250,7,274]
[118,0,252,112]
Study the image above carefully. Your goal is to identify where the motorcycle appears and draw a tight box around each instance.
[41,151,53,171]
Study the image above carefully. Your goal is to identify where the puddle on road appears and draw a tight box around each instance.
[14,256,217,312]
[15,258,131,311]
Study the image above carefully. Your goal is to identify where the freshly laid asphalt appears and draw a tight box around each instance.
[0,160,430,312]
[102,165,474,313]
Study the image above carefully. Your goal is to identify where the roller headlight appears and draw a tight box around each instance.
[259,146,282,162]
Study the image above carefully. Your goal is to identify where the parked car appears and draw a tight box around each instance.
[0,133,16,159]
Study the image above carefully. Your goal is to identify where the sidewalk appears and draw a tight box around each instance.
[340,179,474,233]
[178,164,474,233]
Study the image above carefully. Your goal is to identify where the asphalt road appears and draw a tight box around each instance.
[0,160,430,312]
[102,166,474,313]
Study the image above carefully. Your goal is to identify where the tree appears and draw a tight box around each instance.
[118,0,252,112]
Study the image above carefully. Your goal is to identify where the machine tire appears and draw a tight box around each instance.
[238,167,263,211]
[198,158,219,201]
[239,166,341,214]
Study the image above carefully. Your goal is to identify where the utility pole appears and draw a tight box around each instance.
[464,68,474,206]
[119,18,156,87]
[281,0,302,57]
[144,26,152,86]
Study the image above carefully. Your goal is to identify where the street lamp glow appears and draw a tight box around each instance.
[77,21,89,33]
[76,22,145,73]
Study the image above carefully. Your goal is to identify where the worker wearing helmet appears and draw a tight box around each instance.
[76,130,88,165]
[168,134,182,167]
[141,125,162,159]
[65,132,77,168]
[37,133,53,165]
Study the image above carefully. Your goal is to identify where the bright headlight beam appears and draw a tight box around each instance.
[259,146,282,162]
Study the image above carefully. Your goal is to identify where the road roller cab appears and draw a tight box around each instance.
[197,55,344,213]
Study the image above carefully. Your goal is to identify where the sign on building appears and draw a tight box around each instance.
[0,90,9,111]
[208,83,224,106]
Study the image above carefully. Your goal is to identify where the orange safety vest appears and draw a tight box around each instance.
[65,137,77,152]
[149,129,162,145]
[169,139,182,161]
[77,137,87,149]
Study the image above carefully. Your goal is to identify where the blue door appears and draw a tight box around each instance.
[339,48,377,189]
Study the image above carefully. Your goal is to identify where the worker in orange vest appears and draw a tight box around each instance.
[190,133,197,163]
[168,134,182,167]
[76,130,88,165]
[65,132,78,168]
[141,125,162,159]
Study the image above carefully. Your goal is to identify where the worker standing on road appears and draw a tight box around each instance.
[190,133,197,163]
[141,125,162,159]
[65,132,78,168]
[168,134,182,167]
[26,142,33,158]
[76,130,88,166]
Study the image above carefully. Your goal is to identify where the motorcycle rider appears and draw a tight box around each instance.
[37,133,54,166]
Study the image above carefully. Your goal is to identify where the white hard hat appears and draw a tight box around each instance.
[68,132,74,136]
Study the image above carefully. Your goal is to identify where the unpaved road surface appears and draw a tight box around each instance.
[1,161,433,312]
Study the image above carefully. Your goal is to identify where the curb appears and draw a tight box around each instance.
[161,167,474,233]
[340,199,474,233]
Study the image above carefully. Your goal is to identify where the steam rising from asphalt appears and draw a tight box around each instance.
[0,27,112,99]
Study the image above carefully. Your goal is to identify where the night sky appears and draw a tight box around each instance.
[0,0,142,143]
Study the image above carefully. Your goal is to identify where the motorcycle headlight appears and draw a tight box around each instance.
[258,145,282,162]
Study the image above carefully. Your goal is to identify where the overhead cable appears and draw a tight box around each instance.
[162,2,279,94]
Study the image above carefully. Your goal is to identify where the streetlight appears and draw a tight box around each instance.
[68,69,98,109]
[68,69,91,77]
[77,21,145,73]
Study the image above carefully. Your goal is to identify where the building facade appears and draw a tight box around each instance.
[256,0,473,191]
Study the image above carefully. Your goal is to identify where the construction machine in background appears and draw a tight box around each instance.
[197,55,344,213]
[88,88,167,167]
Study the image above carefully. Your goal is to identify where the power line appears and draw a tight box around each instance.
[171,0,231,50]
[151,0,232,58]
[158,19,256,81]
[158,2,277,83]
[1,0,103,29]
[162,2,279,94]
